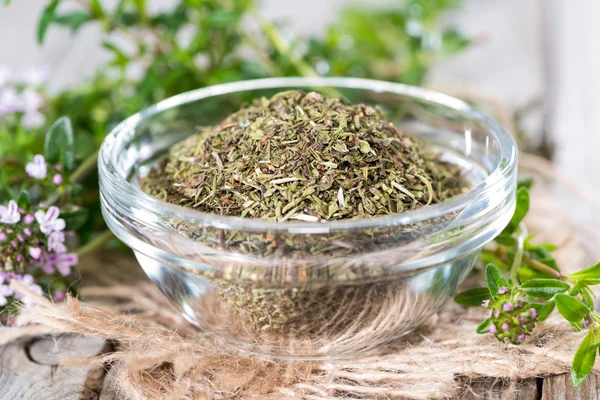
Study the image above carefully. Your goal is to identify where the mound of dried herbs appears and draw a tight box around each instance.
[141,90,468,221]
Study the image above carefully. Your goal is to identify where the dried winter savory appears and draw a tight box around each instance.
[141,90,468,221]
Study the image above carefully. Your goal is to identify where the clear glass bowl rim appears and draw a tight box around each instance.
[99,76,517,231]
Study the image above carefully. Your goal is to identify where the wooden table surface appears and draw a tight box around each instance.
[0,334,598,400]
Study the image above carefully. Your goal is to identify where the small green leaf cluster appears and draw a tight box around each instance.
[456,181,600,387]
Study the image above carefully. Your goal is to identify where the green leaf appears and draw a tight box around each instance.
[520,279,570,298]
[90,0,105,17]
[454,287,490,307]
[571,330,599,387]
[555,294,589,324]
[441,29,470,56]
[485,264,509,298]
[0,185,13,202]
[567,262,600,283]
[494,233,517,247]
[475,318,492,334]
[531,301,555,321]
[60,208,89,231]
[503,186,529,235]
[38,0,60,44]
[517,178,534,190]
[102,41,129,68]
[44,117,75,171]
[16,190,30,209]
[54,12,93,32]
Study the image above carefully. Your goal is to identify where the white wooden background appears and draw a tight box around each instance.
[0,0,597,189]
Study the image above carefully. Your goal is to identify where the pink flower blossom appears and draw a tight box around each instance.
[498,287,508,294]
[53,174,63,185]
[47,231,66,253]
[54,291,65,302]
[503,303,513,312]
[0,282,13,306]
[23,214,34,224]
[43,252,77,276]
[25,154,47,180]
[0,200,20,224]
[35,206,65,234]
[14,274,43,305]
[21,110,46,129]
[0,86,21,116]
[489,324,497,334]
[21,88,43,111]
[29,247,42,260]
[21,66,50,87]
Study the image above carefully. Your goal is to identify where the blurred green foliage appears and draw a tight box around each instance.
[1,0,469,243]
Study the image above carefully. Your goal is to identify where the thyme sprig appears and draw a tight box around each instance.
[456,181,600,387]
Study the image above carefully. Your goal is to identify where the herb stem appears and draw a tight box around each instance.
[69,151,99,184]
[250,7,318,78]
[509,227,526,283]
[76,230,114,258]
[522,255,564,280]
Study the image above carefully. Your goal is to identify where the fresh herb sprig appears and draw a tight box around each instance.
[456,181,600,387]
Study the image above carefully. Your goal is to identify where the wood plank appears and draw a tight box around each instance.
[0,335,111,400]
[542,373,600,400]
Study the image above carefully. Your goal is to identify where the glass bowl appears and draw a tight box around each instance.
[98,77,518,359]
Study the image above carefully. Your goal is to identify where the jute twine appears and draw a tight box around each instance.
[2,154,600,399]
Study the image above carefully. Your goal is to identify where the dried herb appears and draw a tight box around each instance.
[141,90,467,221]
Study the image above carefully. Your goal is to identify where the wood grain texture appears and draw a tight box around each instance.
[542,373,600,400]
[0,337,111,400]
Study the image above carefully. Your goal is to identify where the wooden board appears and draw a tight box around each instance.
[0,335,113,400]
[0,335,598,399]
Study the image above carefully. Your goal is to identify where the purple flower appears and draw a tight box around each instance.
[502,323,510,332]
[21,110,46,129]
[503,303,513,312]
[44,253,78,276]
[0,232,5,241]
[29,247,42,260]
[52,174,63,185]
[0,282,13,306]
[498,287,508,294]
[47,231,66,253]
[482,299,490,307]
[54,291,65,302]
[21,88,43,111]
[51,252,77,276]
[489,324,497,334]
[21,66,50,87]
[0,86,21,116]
[0,200,21,224]
[23,214,34,224]
[529,308,538,319]
[520,316,527,324]
[517,334,526,342]
[35,206,65,234]
[13,274,43,305]
[25,154,47,180]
